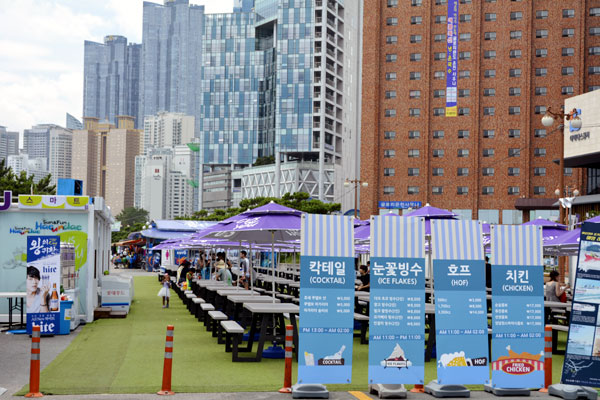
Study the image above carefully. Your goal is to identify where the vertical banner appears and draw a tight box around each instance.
[431,220,489,384]
[561,222,600,387]
[368,216,426,384]
[445,0,458,117]
[299,214,355,384]
[26,235,61,335]
[490,226,544,388]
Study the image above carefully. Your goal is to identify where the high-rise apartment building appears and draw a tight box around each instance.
[71,116,141,215]
[83,35,141,128]
[66,113,83,130]
[7,154,49,184]
[360,0,599,223]
[24,124,72,185]
[143,112,195,155]
[0,126,19,163]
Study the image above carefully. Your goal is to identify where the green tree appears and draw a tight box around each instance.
[115,207,149,226]
[0,159,56,195]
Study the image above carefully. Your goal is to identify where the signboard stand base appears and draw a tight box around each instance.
[424,380,469,398]
[291,383,328,399]
[548,384,598,400]
[484,383,530,397]
[369,384,407,399]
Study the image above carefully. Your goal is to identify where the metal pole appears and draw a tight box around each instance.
[354,181,358,219]
[271,231,276,302]
[249,243,254,296]
[559,127,566,284]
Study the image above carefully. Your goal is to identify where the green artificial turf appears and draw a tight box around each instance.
[17,276,571,395]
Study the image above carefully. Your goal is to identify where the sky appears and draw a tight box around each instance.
[0,0,234,134]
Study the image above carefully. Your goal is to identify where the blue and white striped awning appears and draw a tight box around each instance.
[301,214,354,257]
[431,219,484,260]
[491,225,543,266]
[370,216,426,258]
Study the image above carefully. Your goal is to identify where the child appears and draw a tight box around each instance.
[158,273,171,308]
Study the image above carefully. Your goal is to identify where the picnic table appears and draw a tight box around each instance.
[226,295,281,325]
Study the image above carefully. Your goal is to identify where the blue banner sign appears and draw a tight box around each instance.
[378,201,422,210]
[26,235,61,335]
[369,257,425,384]
[299,256,355,384]
[561,222,600,387]
[174,249,188,264]
[491,265,544,388]
[445,0,458,117]
[434,259,489,384]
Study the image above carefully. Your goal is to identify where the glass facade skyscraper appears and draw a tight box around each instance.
[83,35,141,128]
[234,0,255,13]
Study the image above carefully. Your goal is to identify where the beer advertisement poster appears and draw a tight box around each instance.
[26,235,61,335]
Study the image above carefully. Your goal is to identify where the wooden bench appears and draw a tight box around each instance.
[221,320,250,362]
[208,310,229,340]
[184,292,196,309]
[199,303,215,324]
[354,313,369,344]
[191,297,205,319]
[276,293,295,303]
[548,324,569,355]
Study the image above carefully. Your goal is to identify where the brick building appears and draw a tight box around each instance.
[360,0,600,223]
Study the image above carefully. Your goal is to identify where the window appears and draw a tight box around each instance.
[535,87,547,96]
[510,12,523,20]
[534,186,546,195]
[536,10,548,19]
[535,105,547,114]
[384,168,395,176]
[510,68,522,77]
[589,66,600,75]
[483,149,495,157]
[386,36,398,44]
[432,186,443,195]
[433,130,445,139]
[408,130,420,139]
[534,129,546,138]
[385,109,396,117]
[409,90,421,99]
[562,86,574,95]
[457,168,469,176]
[383,186,395,195]
[484,50,496,59]
[534,148,546,157]
[508,129,521,138]
[435,15,446,24]
[459,33,471,42]
[563,28,575,38]
[460,0,472,3]
[562,47,575,56]
[510,30,522,40]
[483,167,495,176]
[508,148,520,157]
[457,186,469,195]
[433,168,444,176]
[410,35,422,43]
[590,85,600,91]
[508,167,520,176]
[411,16,423,25]
[563,9,575,18]
[386,90,397,99]
[460,14,472,23]
[458,149,469,157]
[458,130,470,138]
[459,51,471,60]
[433,71,445,79]
[384,131,396,139]
[386,72,397,80]
[534,167,546,176]
[433,108,445,116]
[509,106,521,115]
[564,167,573,176]
[482,186,495,195]
[407,186,419,194]
[384,149,396,158]
[484,107,495,116]
[408,168,420,176]
[483,130,495,138]
[408,149,420,157]
[410,71,421,80]
[484,69,496,78]
[482,88,495,97]
[410,53,422,61]
[387,0,398,6]
[386,54,397,62]
[562,67,574,76]
[591,7,600,16]
[535,68,547,76]
[510,49,522,58]
[458,107,470,116]
[536,49,548,58]
[590,46,600,55]
[508,187,520,195]
[409,108,421,117]
[459,70,471,79]
[485,13,497,21]
[458,89,470,98]
[435,0,446,4]
[433,149,445,157]
[433,89,446,98]
[590,27,600,36]
[434,34,446,42]
[536,29,548,39]
[485,32,497,41]
[434,52,446,61]
[509,87,521,96]
[387,17,398,26]
[411,0,422,5]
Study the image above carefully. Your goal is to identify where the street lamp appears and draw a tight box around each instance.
[554,187,580,228]
[344,179,368,219]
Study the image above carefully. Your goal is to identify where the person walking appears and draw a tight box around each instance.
[239,250,250,289]
[158,273,171,308]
